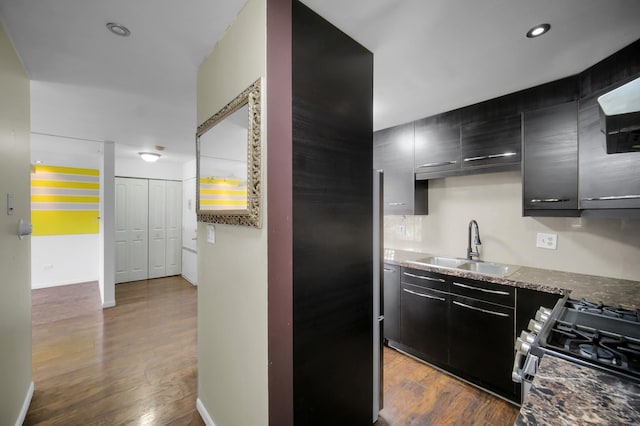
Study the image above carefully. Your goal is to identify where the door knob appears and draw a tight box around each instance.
[18,218,32,240]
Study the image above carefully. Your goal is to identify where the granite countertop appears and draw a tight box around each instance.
[384,248,640,310]
[516,355,640,425]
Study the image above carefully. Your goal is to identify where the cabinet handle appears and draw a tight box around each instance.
[530,198,570,203]
[403,288,446,302]
[453,281,510,296]
[404,272,446,283]
[416,160,457,168]
[387,202,406,206]
[463,152,517,162]
[383,268,394,272]
[581,195,640,201]
[453,300,509,317]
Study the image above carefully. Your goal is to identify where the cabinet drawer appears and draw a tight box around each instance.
[401,267,450,292]
[450,277,514,307]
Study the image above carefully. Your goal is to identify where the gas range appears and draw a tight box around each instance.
[513,297,640,402]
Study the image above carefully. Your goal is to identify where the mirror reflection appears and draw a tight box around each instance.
[195,78,261,228]
[199,105,248,212]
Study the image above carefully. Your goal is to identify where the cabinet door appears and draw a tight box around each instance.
[523,102,579,215]
[414,111,460,176]
[579,95,640,210]
[148,180,167,279]
[165,181,182,276]
[374,123,428,215]
[449,295,515,399]
[374,122,414,169]
[115,177,149,284]
[461,114,521,169]
[383,264,400,343]
[401,283,449,365]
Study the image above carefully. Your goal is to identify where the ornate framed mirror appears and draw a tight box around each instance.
[196,78,262,227]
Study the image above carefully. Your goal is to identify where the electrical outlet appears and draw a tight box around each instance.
[536,232,557,250]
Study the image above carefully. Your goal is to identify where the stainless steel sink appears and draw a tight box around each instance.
[410,256,519,278]
[415,256,469,269]
[457,261,519,277]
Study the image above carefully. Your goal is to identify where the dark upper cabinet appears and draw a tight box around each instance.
[374,122,428,215]
[578,93,640,211]
[523,101,579,216]
[460,114,522,170]
[414,111,461,177]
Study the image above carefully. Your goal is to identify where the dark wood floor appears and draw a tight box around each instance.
[26,277,204,425]
[27,278,517,425]
[376,346,519,425]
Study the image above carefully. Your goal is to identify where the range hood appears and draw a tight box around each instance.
[597,76,640,154]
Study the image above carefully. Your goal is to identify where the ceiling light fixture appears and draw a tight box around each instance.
[106,22,131,37]
[139,152,161,163]
[526,23,551,38]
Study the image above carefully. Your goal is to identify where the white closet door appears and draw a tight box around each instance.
[148,180,167,279]
[115,178,149,283]
[165,180,182,276]
[115,178,129,283]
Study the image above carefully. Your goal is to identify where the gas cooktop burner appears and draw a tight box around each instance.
[567,299,640,323]
[578,344,618,364]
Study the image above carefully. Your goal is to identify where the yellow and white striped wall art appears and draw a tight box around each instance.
[31,165,100,236]
[199,177,247,211]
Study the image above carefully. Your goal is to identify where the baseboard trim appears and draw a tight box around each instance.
[16,381,34,426]
[32,278,99,289]
[196,398,216,426]
[182,273,197,286]
[102,300,116,308]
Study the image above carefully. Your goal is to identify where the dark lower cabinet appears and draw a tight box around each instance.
[383,264,401,343]
[401,283,449,365]
[449,295,515,399]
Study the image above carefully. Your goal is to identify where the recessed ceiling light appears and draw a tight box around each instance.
[526,23,551,38]
[106,22,131,37]
[139,152,161,163]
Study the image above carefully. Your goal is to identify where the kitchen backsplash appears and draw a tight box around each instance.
[384,171,640,282]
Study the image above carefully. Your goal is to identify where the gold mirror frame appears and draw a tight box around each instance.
[196,78,261,228]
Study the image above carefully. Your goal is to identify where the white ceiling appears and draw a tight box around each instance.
[1,0,640,164]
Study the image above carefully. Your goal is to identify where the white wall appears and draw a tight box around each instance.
[31,234,99,288]
[115,157,183,181]
[182,159,197,285]
[385,171,640,281]
[30,134,101,288]
[196,0,268,424]
[0,21,33,426]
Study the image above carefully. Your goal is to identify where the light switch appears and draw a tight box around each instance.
[536,232,557,250]
[207,224,215,244]
[7,193,14,215]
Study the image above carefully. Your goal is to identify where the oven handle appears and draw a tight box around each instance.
[511,351,525,383]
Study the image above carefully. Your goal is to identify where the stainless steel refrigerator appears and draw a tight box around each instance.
[373,170,384,422]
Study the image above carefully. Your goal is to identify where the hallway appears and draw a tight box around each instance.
[26,277,203,425]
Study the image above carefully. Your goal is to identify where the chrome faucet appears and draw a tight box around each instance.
[467,220,482,260]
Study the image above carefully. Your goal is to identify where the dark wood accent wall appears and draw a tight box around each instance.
[292,2,374,425]
[267,0,293,425]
